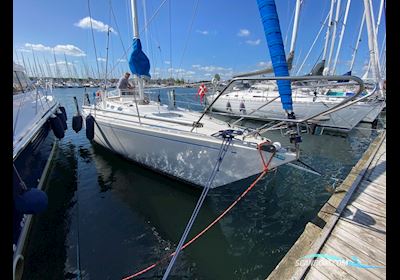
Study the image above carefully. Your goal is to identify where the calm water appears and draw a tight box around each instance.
[22,87,384,280]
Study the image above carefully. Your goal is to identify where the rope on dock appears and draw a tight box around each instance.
[122,141,275,280]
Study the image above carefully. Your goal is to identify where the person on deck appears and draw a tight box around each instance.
[117,72,133,91]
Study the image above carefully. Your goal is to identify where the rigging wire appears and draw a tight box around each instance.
[284,0,296,48]
[177,0,201,79]
[122,141,276,280]
[107,0,169,79]
[110,2,128,60]
[87,0,101,79]
[161,134,234,280]
[296,13,329,75]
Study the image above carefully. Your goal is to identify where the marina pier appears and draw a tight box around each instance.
[266,130,386,280]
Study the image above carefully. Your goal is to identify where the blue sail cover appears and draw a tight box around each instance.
[338,70,351,82]
[129,38,151,78]
[256,0,293,111]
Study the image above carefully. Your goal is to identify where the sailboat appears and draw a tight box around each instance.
[13,62,67,279]
[80,0,303,189]
[205,0,385,133]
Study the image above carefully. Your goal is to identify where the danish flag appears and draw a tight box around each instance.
[197,83,208,102]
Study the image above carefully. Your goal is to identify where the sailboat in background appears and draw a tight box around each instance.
[80,0,301,189]
[206,0,385,133]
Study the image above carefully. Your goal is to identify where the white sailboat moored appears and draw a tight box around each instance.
[80,0,304,189]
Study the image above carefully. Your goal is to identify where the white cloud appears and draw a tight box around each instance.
[198,65,232,73]
[246,39,261,46]
[24,43,52,52]
[196,30,209,35]
[257,61,272,67]
[53,44,86,56]
[237,29,250,37]
[23,43,86,57]
[117,58,127,62]
[49,61,74,66]
[192,64,201,68]
[18,48,32,53]
[164,60,171,65]
[97,57,107,62]
[75,17,117,34]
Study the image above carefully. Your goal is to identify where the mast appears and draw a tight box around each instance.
[20,52,30,77]
[379,34,386,62]
[14,49,21,67]
[38,58,45,78]
[349,11,365,72]
[64,53,71,79]
[322,0,336,63]
[26,56,35,79]
[374,0,384,73]
[44,55,53,78]
[332,0,351,74]
[31,47,40,79]
[130,0,145,100]
[289,0,302,54]
[325,0,341,75]
[52,50,61,79]
[363,0,381,88]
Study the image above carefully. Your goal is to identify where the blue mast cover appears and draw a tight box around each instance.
[256,0,293,111]
[129,38,151,78]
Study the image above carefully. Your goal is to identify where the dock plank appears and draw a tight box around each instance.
[353,188,385,206]
[303,266,331,280]
[336,219,386,242]
[358,182,385,199]
[306,261,356,280]
[331,226,386,264]
[350,200,386,219]
[341,208,386,232]
[343,204,386,227]
[320,241,385,280]
[266,132,386,280]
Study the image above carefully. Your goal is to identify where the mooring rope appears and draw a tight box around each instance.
[122,139,275,280]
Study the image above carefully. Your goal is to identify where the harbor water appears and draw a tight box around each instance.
[22,87,384,280]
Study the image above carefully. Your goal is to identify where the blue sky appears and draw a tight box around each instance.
[13,0,386,82]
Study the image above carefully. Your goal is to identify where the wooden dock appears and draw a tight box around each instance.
[266,131,386,280]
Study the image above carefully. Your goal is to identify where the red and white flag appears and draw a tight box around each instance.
[197,83,208,102]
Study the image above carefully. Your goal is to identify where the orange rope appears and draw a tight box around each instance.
[122,143,275,280]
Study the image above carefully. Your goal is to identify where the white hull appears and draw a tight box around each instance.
[82,105,297,188]
[207,94,385,131]
[13,91,58,159]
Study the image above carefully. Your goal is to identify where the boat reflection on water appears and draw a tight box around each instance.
[90,142,247,279]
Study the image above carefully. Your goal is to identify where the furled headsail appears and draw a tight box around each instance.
[129,38,151,78]
[256,0,293,113]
